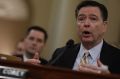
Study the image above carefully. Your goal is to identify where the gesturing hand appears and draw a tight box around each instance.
[79,59,110,74]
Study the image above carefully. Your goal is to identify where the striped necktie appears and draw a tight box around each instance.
[80,50,89,64]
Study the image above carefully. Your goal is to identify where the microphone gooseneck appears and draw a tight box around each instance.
[49,39,74,65]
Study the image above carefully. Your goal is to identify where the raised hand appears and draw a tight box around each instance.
[25,52,41,65]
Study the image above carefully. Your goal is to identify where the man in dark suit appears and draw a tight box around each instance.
[49,0,120,74]
[14,26,48,65]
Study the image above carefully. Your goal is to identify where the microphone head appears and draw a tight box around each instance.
[66,39,74,47]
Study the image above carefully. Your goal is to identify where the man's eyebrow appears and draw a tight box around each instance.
[78,14,97,16]
[78,14,85,17]
[89,14,97,17]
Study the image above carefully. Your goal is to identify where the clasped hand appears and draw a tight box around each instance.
[25,52,41,65]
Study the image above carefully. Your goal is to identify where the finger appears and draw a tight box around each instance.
[31,59,41,64]
[79,65,101,74]
[33,52,39,59]
[25,59,41,65]
[97,59,108,69]
[81,64,100,70]
[97,59,110,74]
[97,59,103,67]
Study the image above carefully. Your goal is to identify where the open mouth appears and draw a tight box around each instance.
[82,31,92,37]
[82,31,91,34]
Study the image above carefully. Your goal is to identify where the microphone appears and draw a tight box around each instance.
[66,39,74,47]
[48,39,74,65]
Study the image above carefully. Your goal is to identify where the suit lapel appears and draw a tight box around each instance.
[100,41,111,65]
[63,44,80,68]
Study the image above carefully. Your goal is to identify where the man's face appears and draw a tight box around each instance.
[24,30,45,55]
[76,7,107,44]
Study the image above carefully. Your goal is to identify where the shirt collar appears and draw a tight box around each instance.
[23,53,30,62]
[80,40,103,61]
[89,40,103,61]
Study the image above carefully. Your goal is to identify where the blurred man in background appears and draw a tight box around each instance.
[15,26,48,65]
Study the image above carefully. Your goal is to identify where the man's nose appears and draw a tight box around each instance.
[84,19,90,27]
[32,40,37,46]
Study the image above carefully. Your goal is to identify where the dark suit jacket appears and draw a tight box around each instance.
[49,41,120,74]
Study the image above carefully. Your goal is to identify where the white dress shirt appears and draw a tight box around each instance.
[73,40,103,70]
[23,53,30,62]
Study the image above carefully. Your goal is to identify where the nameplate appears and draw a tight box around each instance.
[0,66,28,79]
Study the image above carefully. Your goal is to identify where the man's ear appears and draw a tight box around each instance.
[103,21,108,32]
[104,21,108,25]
